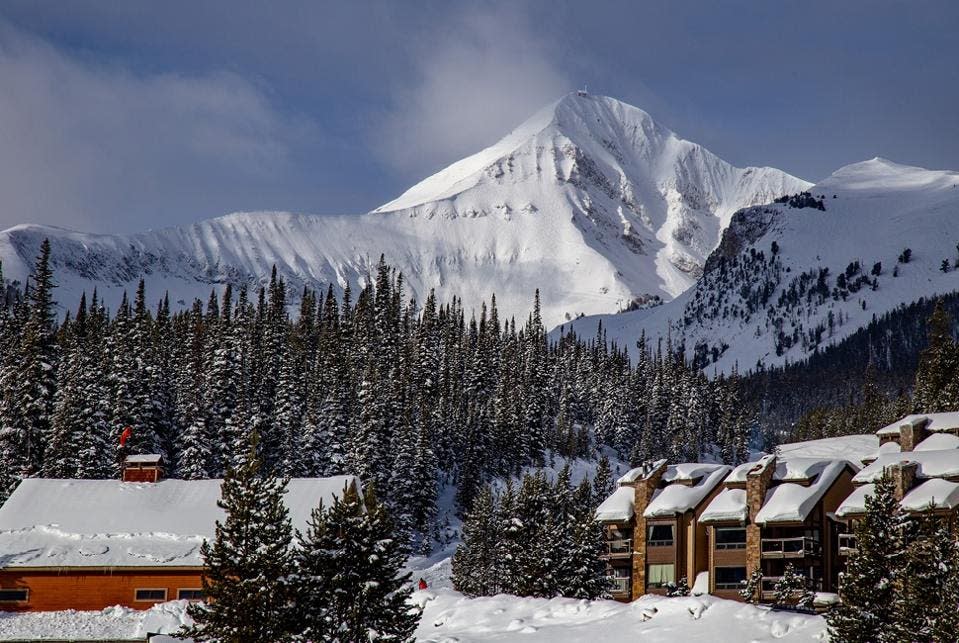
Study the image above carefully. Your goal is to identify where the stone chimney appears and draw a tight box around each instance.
[887,461,919,500]
[122,454,164,483]
[630,460,668,598]
[745,455,777,577]
[899,417,931,452]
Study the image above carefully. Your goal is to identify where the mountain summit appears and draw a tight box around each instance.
[0,93,807,324]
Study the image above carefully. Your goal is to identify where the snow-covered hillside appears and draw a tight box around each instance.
[0,93,806,325]
[564,158,959,371]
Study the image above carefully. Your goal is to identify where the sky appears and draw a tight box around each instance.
[0,0,957,233]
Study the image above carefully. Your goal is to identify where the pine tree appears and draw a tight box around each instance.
[592,454,614,505]
[183,432,296,643]
[292,484,419,642]
[827,473,905,643]
[451,486,501,597]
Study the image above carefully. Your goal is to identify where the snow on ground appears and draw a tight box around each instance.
[413,590,827,642]
[0,600,190,641]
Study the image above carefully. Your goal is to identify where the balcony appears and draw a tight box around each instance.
[761,536,820,559]
[759,576,820,601]
[601,538,632,559]
[838,533,858,556]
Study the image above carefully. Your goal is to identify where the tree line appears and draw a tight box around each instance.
[0,241,753,549]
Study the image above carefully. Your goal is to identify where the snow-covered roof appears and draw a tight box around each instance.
[644,465,731,518]
[699,488,748,524]
[863,440,902,462]
[594,485,636,522]
[914,432,959,452]
[837,479,959,518]
[0,476,360,568]
[724,456,774,484]
[774,435,878,462]
[772,457,832,482]
[617,459,668,484]
[125,454,163,464]
[853,449,959,483]
[876,413,959,437]
[901,478,959,513]
[835,483,875,519]
[755,461,848,524]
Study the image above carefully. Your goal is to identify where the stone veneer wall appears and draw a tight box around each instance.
[630,461,667,599]
[745,457,777,585]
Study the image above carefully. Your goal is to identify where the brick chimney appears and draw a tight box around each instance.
[122,454,164,483]
[887,461,919,500]
[898,417,930,452]
[745,455,777,577]
[630,460,668,598]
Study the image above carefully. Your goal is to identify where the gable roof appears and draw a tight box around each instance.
[0,476,360,568]
[643,464,731,518]
[755,460,850,525]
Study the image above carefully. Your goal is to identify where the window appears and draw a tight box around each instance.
[178,589,204,600]
[647,524,674,546]
[646,564,675,588]
[715,566,747,590]
[135,588,168,602]
[715,527,747,549]
[0,589,28,602]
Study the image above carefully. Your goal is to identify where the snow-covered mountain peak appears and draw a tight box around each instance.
[0,93,806,326]
[818,157,959,195]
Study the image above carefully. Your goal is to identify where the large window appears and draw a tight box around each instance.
[646,564,675,588]
[178,589,204,600]
[135,588,168,602]
[0,589,28,602]
[715,527,747,549]
[715,566,747,590]
[647,524,674,547]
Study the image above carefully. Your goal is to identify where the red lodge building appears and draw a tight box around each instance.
[0,455,361,612]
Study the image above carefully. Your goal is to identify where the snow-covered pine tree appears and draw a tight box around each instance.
[592,453,614,506]
[292,484,419,642]
[182,431,296,643]
[886,512,959,642]
[451,485,500,597]
[827,472,905,643]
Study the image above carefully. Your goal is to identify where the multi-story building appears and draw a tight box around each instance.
[595,460,730,601]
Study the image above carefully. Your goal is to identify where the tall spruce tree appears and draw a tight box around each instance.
[292,484,419,642]
[183,431,296,643]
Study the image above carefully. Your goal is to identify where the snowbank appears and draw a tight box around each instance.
[0,600,191,641]
[413,589,827,642]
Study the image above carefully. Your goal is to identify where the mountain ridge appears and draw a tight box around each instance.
[0,93,807,324]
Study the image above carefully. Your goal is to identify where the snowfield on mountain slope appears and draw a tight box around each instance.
[413,590,827,642]
[564,158,959,372]
[0,93,805,327]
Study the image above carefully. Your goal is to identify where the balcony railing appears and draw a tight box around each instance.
[601,539,633,558]
[647,538,674,547]
[608,576,630,595]
[838,533,858,556]
[761,536,820,559]
[759,576,820,601]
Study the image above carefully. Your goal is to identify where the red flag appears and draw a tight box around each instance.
[119,426,132,447]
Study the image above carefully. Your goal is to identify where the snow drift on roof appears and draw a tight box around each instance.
[594,486,636,522]
[774,435,879,462]
[644,465,731,518]
[125,454,163,464]
[618,459,668,484]
[755,461,847,524]
[901,478,959,513]
[0,476,360,568]
[837,479,959,518]
[853,450,959,483]
[914,433,959,452]
[863,440,902,462]
[699,488,748,524]
[835,483,875,519]
[876,412,959,436]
